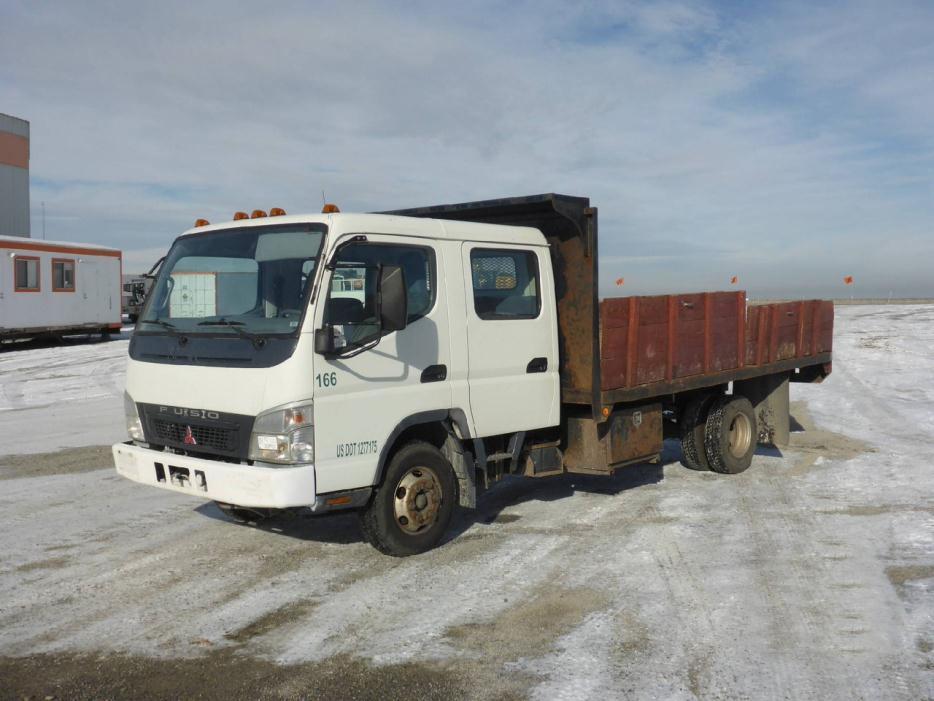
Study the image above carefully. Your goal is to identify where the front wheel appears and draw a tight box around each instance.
[359,441,457,556]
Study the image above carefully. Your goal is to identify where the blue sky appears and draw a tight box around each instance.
[2,0,933,298]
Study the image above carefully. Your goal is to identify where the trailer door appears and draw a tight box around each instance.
[462,243,558,436]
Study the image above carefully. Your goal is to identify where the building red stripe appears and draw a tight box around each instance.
[0,132,28,169]
[1,240,121,258]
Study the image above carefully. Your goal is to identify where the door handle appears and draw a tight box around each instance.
[526,357,548,373]
[421,364,447,383]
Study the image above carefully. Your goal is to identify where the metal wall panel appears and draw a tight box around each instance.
[0,114,29,139]
[0,163,30,237]
[0,114,30,238]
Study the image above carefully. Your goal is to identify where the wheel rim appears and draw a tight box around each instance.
[392,465,442,534]
[728,413,753,458]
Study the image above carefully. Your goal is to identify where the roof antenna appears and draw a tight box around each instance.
[321,190,326,208]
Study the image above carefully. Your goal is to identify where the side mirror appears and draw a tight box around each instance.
[379,264,407,332]
[314,325,350,355]
[314,263,407,358]
[314,327,336,355]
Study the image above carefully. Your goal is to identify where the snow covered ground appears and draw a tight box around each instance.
[0,329,130,453]
[0,307,931,699]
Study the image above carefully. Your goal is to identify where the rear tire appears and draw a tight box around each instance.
[680,394,717,471]
[704,395,757,474]
[359,441,457,556]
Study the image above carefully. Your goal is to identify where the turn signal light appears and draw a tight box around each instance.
[251,209,267,219]
[269,207,286,216]
[326,495,352,506]
[194,218,210,227]
[322,203,340,213]
[233,211,249,221]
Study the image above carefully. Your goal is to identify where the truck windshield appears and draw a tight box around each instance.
[138,224,326,336]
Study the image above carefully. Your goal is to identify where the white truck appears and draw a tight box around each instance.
[114,195,833,555]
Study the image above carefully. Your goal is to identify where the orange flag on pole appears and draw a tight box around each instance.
[844,275,854,285]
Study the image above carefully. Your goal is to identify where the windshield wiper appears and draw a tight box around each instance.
[141,318,188,343]
[197,319,267,348]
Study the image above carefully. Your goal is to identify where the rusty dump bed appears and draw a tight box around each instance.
[600,292,833,404]
[385,194,833,417]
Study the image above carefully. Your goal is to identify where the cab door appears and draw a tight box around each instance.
[461,243,559,437]
[311,236,452,494]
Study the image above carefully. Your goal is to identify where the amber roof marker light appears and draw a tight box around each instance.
[194,218,210,227]
[269,207,287,216]
[251,209,268,219]
[322,203,340,214]
[233,211,249,221]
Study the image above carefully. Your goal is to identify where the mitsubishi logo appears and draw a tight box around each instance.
[183,426,197,446]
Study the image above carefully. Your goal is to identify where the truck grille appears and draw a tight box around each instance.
[137,403,255,460]
[151,419,237,452]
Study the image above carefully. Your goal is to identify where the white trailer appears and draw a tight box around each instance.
[0,235,123,341]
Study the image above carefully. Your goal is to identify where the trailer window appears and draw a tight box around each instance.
[52,259,75,292]
[470,249,540,319]
[14,256,40,292]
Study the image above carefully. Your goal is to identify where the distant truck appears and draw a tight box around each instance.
[113,195,833,555]
[122,275,153,322]
[0,235,122,342]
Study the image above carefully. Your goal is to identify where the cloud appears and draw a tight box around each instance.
[1,0,932,295]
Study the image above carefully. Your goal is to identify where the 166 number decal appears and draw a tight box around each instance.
[316,372,337,388]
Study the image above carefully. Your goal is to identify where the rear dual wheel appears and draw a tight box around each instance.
[681,394,757,474]
[704,395,757,474]
[680,394,718,471]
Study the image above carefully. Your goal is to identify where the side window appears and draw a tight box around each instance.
[326,242,435,325]
[470,248,540,320]
[14,256,40,292]
[52,258,76,292]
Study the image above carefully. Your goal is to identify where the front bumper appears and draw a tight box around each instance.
[112,442,316,508]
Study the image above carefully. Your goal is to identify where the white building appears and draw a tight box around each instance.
[0,235,122,340]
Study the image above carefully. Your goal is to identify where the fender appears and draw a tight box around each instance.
[375,409,478,508]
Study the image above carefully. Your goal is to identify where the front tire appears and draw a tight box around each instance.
[359,441,457,556]
[704,395,757,474]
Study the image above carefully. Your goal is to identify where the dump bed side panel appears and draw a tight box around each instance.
[600,292,832,396]
[746,300,834,366]
[600,291,745,391]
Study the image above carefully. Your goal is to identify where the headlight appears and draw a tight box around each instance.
[249,401,314,464]
[124,391,145,442]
